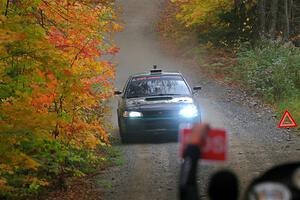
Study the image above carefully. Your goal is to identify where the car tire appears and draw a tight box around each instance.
[120,134,130,144]
[119,129,130,143]
[118,120,130,143]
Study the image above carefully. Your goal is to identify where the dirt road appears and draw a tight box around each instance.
[99,0,300,199]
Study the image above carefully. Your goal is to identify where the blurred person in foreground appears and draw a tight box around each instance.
[179,123,239,200]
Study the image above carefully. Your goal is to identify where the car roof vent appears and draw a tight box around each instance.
[150,65,162,74]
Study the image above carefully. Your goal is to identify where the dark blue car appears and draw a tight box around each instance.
[115,67,201,143]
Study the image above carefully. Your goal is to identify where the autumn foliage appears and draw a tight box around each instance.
[0,0,121,198]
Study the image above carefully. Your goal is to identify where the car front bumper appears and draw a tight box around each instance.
[120,116,200,135]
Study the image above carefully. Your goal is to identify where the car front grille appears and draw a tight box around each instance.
[142,110,178,118]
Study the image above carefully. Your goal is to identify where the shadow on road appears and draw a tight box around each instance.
[124,136,179,144]
[112,130,178,145]
[113,131,179,144]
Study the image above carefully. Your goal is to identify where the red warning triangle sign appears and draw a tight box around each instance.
[278,110,298,128]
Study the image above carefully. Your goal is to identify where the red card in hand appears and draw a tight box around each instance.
[180,128,228,162]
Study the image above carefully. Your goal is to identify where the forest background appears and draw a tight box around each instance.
[159,0,300,125]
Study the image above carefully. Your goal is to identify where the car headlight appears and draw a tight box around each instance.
[179,105,198,118]
[123,111,143,118]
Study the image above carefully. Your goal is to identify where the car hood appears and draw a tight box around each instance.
[125,96,195,110]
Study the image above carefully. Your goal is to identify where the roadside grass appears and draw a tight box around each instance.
[96,180,113,189]
[234,42,300,128]
[102,145,125,167]
[196,43,300,129]
[191,46,237,83]
[43,144,124,200]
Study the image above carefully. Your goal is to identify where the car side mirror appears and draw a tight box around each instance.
[193,86,201,94]
[193,86,202,91]
[114,90,122,95]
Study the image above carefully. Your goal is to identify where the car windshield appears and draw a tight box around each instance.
[126,75,190,98]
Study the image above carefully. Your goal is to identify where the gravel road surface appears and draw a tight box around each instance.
[98,0,300,199]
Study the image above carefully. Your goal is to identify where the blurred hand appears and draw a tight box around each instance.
[187,123,210,146]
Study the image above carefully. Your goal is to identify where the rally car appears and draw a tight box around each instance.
[115,66,202,143]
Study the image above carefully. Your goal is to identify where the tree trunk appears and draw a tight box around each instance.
[289,0,300,45]
[284,0,290,40]
[5,0,9,16]
[269,0,279,39]
[289,0,294,36]
[234,0,242,12]
[259,0,266,38]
